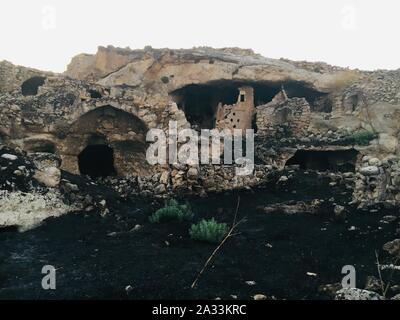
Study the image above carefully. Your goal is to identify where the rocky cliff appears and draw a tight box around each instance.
[1,46,400,208]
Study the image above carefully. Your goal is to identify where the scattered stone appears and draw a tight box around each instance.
[335,288,385,300]
[278,175,288,183]
[380,215,397,224]
[130,224,142,232]
[390,285,400,294]
[334,205,346,221]
[154,184,166,194]
[159,171,169,185]
[187,167,198,179]
[368,158,381,166]
[1,154,17,161]
[360,166,379,176]
[383,239,400,256]
[34,167,61,188]
[64,182,79,192]
[364,276,382,293]
[253,294,267,301]
[318,283,342,299]
[125,285,134,295]
[107,232,117,237]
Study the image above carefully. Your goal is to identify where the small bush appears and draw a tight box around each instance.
[189,218,228,244]
[351,130,377,146]
[161,76,169,84]
[149,199,193,223]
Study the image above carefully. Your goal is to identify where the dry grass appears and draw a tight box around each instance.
[327,70,361,90]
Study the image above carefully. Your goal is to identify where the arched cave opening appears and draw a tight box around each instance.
[21,76,46,96]
[285,149,358,172]
[78,145,116,178]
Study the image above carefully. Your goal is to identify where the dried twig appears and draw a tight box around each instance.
[383,255,400,297]
[375,250,385,296]
[191,196,242,289]
[375,250,400,297]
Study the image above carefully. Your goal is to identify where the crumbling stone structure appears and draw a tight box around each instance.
[1,46,400,206]
[215,86,254,131]
[256,90,311,138]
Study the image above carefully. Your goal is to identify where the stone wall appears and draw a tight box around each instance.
[354,155,400,206]
[215,86,254,131]
[256,95,311,138]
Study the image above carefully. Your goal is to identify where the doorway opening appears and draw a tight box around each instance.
[21,76,46,96]
[78,145,116,178]
[285,149,358,172]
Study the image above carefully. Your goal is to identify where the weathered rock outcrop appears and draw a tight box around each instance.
[1,46,400,205]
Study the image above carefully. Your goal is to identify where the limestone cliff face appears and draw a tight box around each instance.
[65,46,353,98]
[1,46,400,206]
[64,46,400,154]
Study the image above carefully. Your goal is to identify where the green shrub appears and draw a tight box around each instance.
[149,199,193,223]
[351,130,377,146]
[189,218,228,244]
[161,76,169,84]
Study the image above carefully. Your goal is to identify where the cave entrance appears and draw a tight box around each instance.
[170,81,328,128]
[21,76,46,96]
[285,149,358,172]
[170,82,281,129]
[170,84,239,129]
[78,145,116,178]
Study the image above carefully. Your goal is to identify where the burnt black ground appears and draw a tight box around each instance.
[0,171,399,300]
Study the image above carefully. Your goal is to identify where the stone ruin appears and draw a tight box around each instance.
[1,46,400,206]
[215,86,254,131]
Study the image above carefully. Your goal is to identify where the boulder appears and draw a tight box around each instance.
[187,167,199,180]
[383,239,400,256]
[360,166,380,176]
[34,167,61,188]
[1,154,17,161]
[334,205,346,221]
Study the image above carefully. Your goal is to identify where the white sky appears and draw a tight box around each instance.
[1,0,399,73]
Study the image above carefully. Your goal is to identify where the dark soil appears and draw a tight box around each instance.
[0,171,399,300]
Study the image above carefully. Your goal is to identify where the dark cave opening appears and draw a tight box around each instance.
[170,82,281,129]
[21,76,46,96]
[89,89,102,99]
[170,84,239,129]
[78,145,116,178]
[285,149,359,172]
[170,81,328,128]
[25,140,56,153]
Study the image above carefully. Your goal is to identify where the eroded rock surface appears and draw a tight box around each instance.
[1,46,400,205]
